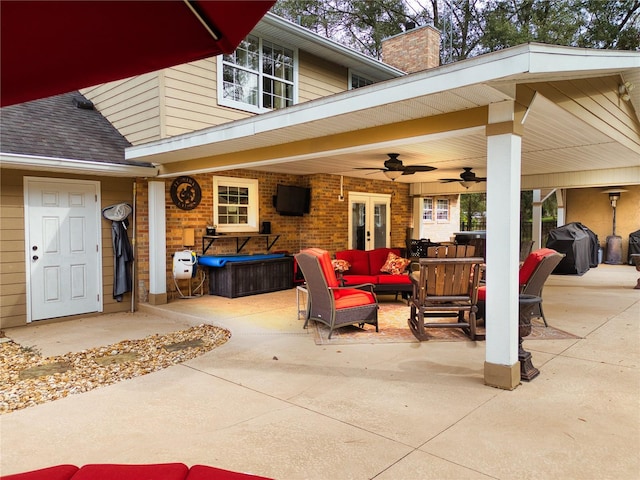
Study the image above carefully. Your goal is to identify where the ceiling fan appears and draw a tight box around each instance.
[355,153,436,181]
[440,167,487,188]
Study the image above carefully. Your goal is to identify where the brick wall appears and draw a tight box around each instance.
[381,25,441,73]
[134,172,412,302]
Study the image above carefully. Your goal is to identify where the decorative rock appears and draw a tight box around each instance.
[0,324,230,414]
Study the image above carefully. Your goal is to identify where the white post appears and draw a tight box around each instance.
[484,101,522,390]
[532,190,542,250]
[556,189,566,227]
[148,181,167,304]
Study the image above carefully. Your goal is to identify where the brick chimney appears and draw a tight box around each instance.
[381,25,441,73]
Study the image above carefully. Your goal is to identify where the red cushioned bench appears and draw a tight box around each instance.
[0,463,272,480]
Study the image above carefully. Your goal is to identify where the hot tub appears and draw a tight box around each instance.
[198,254,293,298]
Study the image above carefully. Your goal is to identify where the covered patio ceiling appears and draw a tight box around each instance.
[127,44,640,192]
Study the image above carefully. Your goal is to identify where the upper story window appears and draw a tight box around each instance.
[350,72,374,89]
[218,35,296,114]
[213,176,259,233]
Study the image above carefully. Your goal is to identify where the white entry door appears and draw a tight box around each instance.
[25,177,102,321]
[348,192,391,250]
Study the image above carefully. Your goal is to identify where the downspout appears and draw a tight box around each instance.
[131,180,137,313]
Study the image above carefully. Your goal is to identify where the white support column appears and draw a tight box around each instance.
[484,101,522,390]
[532,190,542,250]
[148,181,167,305]
[556,189,566,227]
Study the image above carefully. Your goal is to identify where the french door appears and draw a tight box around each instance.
[348,193,391,250]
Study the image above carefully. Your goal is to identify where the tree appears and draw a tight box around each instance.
[272,0,414,57]
[460,192,486,231]
[272,0,639,65]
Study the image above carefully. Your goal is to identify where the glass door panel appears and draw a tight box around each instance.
[349,193,390,250]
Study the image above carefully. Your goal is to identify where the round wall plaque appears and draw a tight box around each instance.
[170,176,202,210]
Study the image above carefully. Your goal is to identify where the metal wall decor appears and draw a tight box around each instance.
[170,176,202,210]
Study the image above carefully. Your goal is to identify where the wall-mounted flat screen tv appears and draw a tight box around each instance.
[273,184,311,216]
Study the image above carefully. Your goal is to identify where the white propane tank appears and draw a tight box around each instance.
[173,250,196,279]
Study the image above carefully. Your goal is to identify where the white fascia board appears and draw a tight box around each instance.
[1,153,158,177]
[258,13,405,78]
[126,51,530,163]
[126,44,640,164]
[527,44,640,74]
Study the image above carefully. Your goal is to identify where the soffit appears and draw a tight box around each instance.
[126,45,640,189]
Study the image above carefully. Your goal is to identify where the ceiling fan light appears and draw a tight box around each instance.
[460,180,473,189]
[384,170,403,180]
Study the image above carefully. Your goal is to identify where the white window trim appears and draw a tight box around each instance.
[216,37,299,114]
[436,198,450,223]
[422,197,434,223]
[212,176,260,233]
[348,69,375,90]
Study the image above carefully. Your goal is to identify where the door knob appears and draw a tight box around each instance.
[32,255,39,261]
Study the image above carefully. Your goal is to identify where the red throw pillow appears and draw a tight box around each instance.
[380,252,411,275]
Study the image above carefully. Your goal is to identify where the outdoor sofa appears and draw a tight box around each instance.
[0,463,271,480]
[334,247,412,297]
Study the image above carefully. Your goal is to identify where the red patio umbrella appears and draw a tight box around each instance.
[1,0,275,106]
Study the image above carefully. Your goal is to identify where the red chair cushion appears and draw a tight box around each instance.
[0,465,79,480]
[187,465,272,479]
[72,463,189,480]
[335,249,369,275]
[302,248,339,288]
[334,288,376,308]
[519,248,557,285]
[478,247,558,302]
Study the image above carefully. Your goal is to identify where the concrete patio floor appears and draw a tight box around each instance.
[1,264,638,479]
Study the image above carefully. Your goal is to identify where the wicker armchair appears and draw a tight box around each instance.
[295,248,378,339]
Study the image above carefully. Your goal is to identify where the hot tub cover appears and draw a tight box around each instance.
[198,253,285,268]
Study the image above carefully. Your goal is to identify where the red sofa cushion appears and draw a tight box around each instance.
[1,465,79,480]
[368,248,401,273]
[376,274,411,285]
[335,248,402,276]
[187,465,272,479]
[342,274,377,286]
[335,249,369,275]
[72,463,189,480]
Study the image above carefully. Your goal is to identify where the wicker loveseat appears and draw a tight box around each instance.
[334,247,412,297]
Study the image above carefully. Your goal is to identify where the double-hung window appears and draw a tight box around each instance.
[218,35,296,113]
[422,197,450,223]
[422,198,434,221]
[213,177,259,233]
[350,72,374,89]
[436,199,450,222]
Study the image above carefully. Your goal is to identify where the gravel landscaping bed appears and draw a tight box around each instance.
[0,324,231,414]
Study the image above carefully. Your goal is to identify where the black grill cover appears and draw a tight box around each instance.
[629,229,640,265]
[546,222,593,275]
